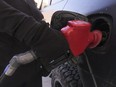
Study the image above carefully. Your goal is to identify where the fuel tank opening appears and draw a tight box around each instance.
[89,16,112,47]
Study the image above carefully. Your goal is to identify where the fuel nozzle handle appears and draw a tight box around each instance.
[3,51,36,76]
[61,20,102,57]
[0,51,36,85]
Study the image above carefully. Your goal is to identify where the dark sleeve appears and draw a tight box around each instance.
[0,0,69,58]
[0,0,42,43]
[4,0,44,21]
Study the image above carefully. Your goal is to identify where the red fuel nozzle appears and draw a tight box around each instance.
[61,20,102,57]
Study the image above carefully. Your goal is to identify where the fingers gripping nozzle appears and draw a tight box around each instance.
[61,20,102,57]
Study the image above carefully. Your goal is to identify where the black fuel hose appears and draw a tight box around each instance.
[0,72,8,86]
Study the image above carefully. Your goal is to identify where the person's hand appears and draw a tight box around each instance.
[31,21,69,72]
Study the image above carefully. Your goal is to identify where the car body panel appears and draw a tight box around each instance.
[63,0,115,16]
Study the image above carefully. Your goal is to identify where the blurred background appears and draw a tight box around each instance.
[34,0,50,8]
